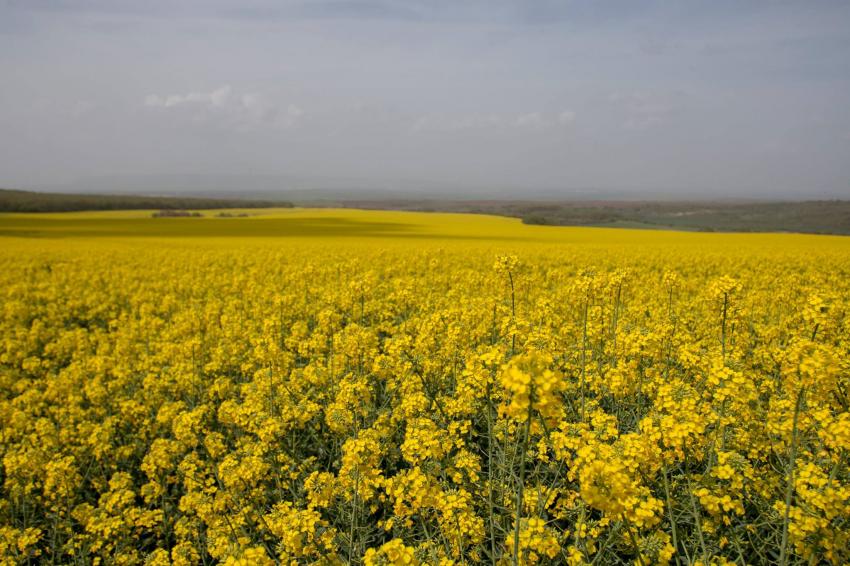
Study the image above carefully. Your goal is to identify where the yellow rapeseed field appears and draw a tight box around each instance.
[1,209,849,565]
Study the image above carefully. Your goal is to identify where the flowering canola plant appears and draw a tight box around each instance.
[0,208,849,565]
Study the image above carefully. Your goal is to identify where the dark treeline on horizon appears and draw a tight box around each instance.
[0,189,293,213]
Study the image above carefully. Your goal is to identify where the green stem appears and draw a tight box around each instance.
[623,515,646,566]
[661,464,680,564]
[512,401,533,565]
[779,386,806,566]
[580,300,588,421]
[508,270,516,355]
[721,292,728,362]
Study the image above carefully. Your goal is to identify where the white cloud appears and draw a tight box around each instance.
[515,111,578,129]
[144,86,302,130]
[286,104,304,119]
[144,85,233,109]
[411,113,504,133]
[609,90,680,130]
[411,110,575,134]
[558,110,576,125]
[208,85,232,108]
[515,112,543,128]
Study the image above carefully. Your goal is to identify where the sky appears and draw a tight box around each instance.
[1,0,849,199]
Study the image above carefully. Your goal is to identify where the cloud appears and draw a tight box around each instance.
[514,111,577,129]
[514,112,543,128]
[558,110,576,125]
[609,91,679,130]
[144,85,232,109]
[286,104,304,118]
[412,110,574,133]
[144,85,302,129]
[410,113,503,133]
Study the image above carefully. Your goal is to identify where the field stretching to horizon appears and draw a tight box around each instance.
[1,208,849,565]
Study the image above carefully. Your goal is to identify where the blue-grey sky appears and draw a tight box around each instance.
[1,0,849,198]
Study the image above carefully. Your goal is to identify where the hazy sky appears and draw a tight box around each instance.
[1,0,849,198]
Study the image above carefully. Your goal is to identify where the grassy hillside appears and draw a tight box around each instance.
[0,188,293,213]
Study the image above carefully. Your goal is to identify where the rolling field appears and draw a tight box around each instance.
[1,209,849,565]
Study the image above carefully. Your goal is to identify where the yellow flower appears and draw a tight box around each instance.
[364,539,418,566]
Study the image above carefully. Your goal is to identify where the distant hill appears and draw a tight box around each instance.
[4,188,849,235]
[0,189,293,213]
[322,198,850,235]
